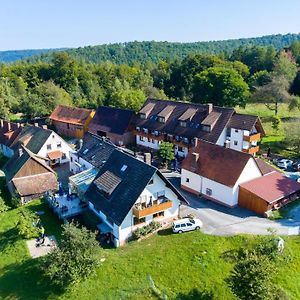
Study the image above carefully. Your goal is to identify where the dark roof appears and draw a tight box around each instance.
[240,171,300,203]
[255,158,277,175]
[0,120,23,147]
[77,132,116,168]
[182,141,257,187]
[50,105,93,126]
[12,172,57,196]
[227,113,264,133]
[4,146,53,182]
[85,149,186,226]
[88,106,135,136]
[135,98,234,143]
[10,125,53,154]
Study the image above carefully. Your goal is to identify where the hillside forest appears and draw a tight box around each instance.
[1,40,300,120]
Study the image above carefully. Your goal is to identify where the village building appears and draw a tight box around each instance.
[88,106,135,146]
[84,149,186,246]
[10,124,72,166]
[49,105,95,138]
[0,120,23,157]
[134,98,264,157]
[4,146,58,204]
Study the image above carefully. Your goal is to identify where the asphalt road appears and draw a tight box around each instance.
[163,171,300,236]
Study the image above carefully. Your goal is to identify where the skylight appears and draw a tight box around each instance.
[121,165,127,172]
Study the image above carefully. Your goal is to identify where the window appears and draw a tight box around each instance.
[180,223,187,228]
[148,178,154,185]
[178,146,183,152]
[187,223,193,227]
[179,121,187,127]
[148,137,151,142]
[234,141,238,146]
[235,129,239,133]
[202,125,211,132]
[153,211,164,218]
[139,136,144,141]
[70,157,73,162]
[158,117,165,123]
[206,188,212,196]
[57,142,62,148]
[139,113,146,119]
[67,123,70,129]
[133,217,146,225]
[186,178,190,183]
[52,134,55,138]
[62,153,66,160]
[46,144,52,150]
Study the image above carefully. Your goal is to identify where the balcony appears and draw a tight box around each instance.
[243,133,261,142]
[133,130,165,141]
[132,200,173,218]
[242,145,259,155]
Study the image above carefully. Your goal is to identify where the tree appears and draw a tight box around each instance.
[284,123,300,152]
[271,115,282,133]
[0,194,9,213]
[16,208,40,239]
[248,70,272,90]
[43,222,100,287]
[192,67,250,107]
[228,251,274,300]
[158,142,175,166]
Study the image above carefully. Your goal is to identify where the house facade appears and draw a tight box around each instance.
[11,125,72,165]
[181,141,262,207]
[4,146,58,204]
[134,98,264,157]
[49,105,95,139]
[88,106,135,146]
[84,149,186,246]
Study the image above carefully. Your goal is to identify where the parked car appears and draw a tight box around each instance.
[276,159,293,169]
[172,218,203,233]
[291,162,300,172]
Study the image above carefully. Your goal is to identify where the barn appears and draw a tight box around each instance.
[238,171,300,215]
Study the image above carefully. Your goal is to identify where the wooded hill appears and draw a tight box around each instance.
[1,33,300,64]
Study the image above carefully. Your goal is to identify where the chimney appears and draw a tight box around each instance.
[193,138,198,148]
[78,139,83,150]
[144,152,152,165]
[7,122,11,131]
[207,103,213,114]
[0,120,3,128]
[42,125,48,129]
[191,152,199,163]
[17,122,21,128]
[18,147,23,157]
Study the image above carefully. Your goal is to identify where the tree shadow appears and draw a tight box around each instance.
[0,227,19,253]
[157,227,173,236]
[0,259,63,300]
[176,289,213,300]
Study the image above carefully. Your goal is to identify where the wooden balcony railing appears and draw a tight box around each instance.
[243,133,261,142]
[242,145,259,155]
[132,200,173,218]
[133,130,165,141]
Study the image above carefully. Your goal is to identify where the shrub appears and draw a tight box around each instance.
[0,194,9,213]
[16,208,40,239]
[133,221,161,239]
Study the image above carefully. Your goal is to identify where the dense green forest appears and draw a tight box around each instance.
[1,38,300,120]
[1,33,300,64]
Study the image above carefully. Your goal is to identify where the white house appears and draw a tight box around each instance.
[134,98,264,158]
[69,132,116,174]
[84,148,186,246]
[181,141,263,207]
[10,124,72,165]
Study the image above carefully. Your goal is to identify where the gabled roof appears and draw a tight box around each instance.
[240,171,300,204]
[0,120,23,147]
[10,125,53,154]
[85,149,186,226]
[182,141,258,187]
[12,173,57,196]
[4,146,53,182]
[88,106,135,136]
[77,132,116,169]
[50,105,93,126]
[255,158,277,175]
[135,98,234,143]
[227,113,265,135]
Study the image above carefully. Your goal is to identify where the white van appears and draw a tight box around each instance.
[172,218,203,233]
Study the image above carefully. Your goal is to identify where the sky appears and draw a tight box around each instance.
[0,0,300,51]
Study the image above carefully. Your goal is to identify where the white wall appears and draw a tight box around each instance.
[216,128,227,146]
[136,135,160,150]
[69,151,94,174]
[229,128,244,151]
[181,169,202,194]
[37,131,72,163]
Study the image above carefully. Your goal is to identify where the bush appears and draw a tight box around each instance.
[16,208,40,239]
[133,221,161,239]
[11,195,21,208]
[0,194,9,213]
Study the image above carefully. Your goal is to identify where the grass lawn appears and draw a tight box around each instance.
[0,200,300,299]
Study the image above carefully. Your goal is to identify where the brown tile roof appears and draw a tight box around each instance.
[50,105,93,126]
[88,106,135,136]
[157,105,175,119]
[181,141,254,187]
[47,150,63,160]
[12,172,58,196]
[135,98,234,144]
[255,158,277,175]
[201,111,221,128]
[178,108,198,121]
[0,120,23,147]
[239,171,300,203]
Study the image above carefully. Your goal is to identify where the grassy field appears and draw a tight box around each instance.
[236,103,300,158]
[0,199,300,300]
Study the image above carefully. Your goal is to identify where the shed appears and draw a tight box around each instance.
[238,171,300,215]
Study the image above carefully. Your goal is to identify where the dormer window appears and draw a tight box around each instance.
[202,125,211,133]
[139,113,146,119]
[136,126,140,131]
[158,117,165,123]
[179,121,187,127]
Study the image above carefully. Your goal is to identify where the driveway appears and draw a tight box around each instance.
[163,172,300,236]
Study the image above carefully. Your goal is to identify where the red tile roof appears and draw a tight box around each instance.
[240,171,300,203]
[50,105,93,126]
[181,141,254,187]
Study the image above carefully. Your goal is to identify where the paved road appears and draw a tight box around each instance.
[163,172,300,236]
